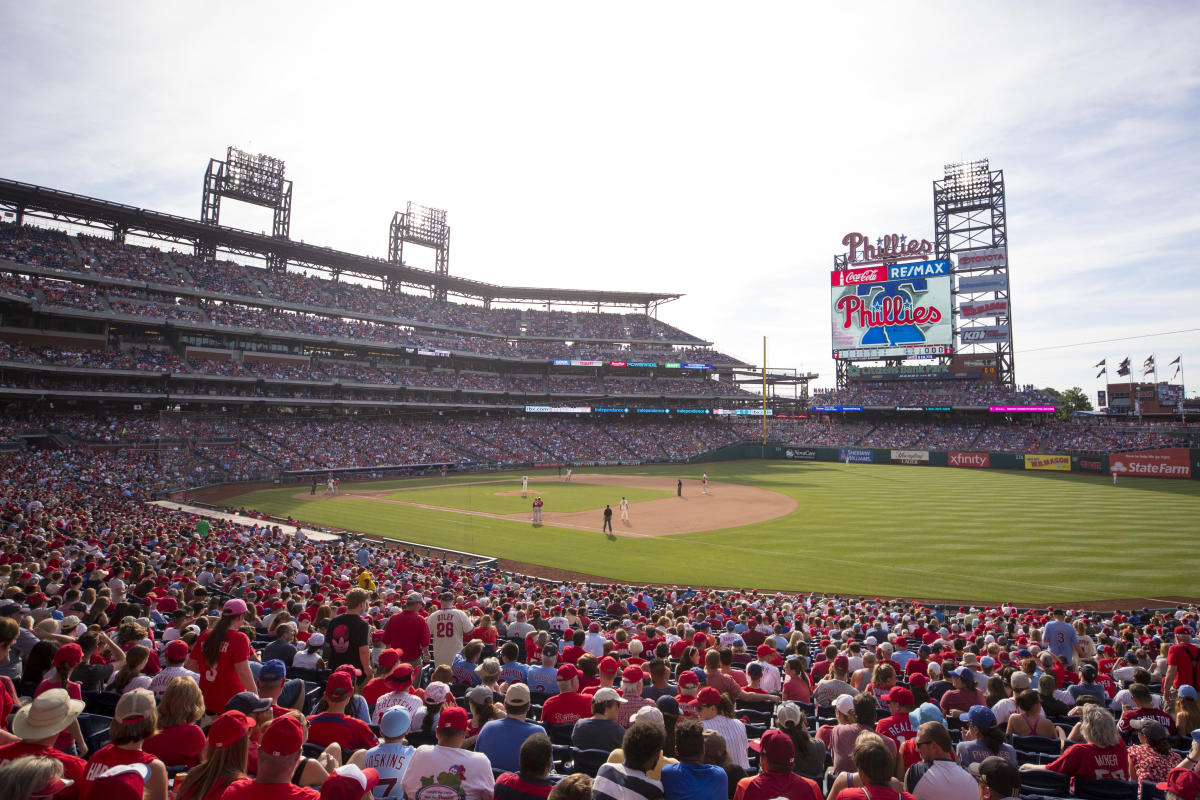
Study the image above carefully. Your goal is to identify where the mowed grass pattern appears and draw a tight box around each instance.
[383,481,670,514]
[225,461,1200,604]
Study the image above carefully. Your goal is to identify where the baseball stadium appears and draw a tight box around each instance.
[3,8,1200,795]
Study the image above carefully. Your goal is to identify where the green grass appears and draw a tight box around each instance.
[381,480,670,514]
[223,461,1200,604]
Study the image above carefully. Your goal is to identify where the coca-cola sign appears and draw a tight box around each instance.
[843,232,934,264]
[949,451,989,468]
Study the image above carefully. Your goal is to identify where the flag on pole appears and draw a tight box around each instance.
[1096,367,1106,379]
[1094,358,1106,368]
[1117,357,1131,377]
[1169,355,1181,366]
[1144,355,1156,368]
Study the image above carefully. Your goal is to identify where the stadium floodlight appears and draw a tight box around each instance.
[199,146,293,269]
[942,159,991,201]
[389,201,451,301]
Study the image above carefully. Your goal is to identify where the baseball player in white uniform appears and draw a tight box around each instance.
[522,474,529,497]
[619,496,629,522]
[701,472,708,495]
[565,467,573,481]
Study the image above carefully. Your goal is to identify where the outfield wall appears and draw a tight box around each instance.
[691,442,1200,479]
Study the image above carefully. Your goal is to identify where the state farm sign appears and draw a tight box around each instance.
[949,452,989,468]
[1110,448,1191,479]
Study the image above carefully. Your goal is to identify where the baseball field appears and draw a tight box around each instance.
[221,461,1200,606]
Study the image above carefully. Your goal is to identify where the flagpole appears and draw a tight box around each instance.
[1181,357,1187,423]
[1128,356,1135,420]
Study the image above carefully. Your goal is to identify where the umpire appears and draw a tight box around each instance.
[603,504,613,533]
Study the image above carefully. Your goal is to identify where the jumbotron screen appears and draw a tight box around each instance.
[831,260,954,360]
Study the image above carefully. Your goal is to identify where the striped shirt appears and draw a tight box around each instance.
[702,714,750,769]
[593,762,665,800]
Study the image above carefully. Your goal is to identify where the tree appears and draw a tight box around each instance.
[1042,386,1093,421]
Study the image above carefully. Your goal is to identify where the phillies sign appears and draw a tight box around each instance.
[959,299,1009,319]
[949,452,990,468]
[843,232,934,264]
[1110,448,1191,478]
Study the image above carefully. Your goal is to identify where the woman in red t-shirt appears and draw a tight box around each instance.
[80,689,168,800]
[831,734,916,800]
[174,710,254,800]
[35,642,89,756]
[471,615,499,646]
[185,599,256,717]
[144,677,206,768]
[782,656,812,703]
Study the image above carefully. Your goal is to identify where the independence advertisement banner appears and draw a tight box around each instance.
[831,261,953,360]
[1110,448,1191,478]
[1025,454,1071,471]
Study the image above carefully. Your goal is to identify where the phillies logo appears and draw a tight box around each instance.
[949,452,989,468]
[843,232,934,263]
[836,280,942,346]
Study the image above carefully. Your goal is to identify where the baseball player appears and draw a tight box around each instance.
[603,504,613,533]
[676,479,682,497]
[565,466,573,482]
[522,474,529,498]
[532,496,543,524]
[619,496,629,522]
[701,472,708,495]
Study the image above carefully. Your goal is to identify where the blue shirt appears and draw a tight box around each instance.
[451,654,481,687]
[526,665,559,695]
[660,761,726,800]
[499,661,529,686]
[362,741,415,799]
[1043,620,1079,663]
[475,717,545,773]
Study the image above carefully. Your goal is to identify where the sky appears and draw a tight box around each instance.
[1,2,1198,399]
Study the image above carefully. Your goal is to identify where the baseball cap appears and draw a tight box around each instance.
[631,706,664,726]
[504,683,531,706]
[894,636,907,648]
[693,686,721,706]
[677,671,699,688]
[378,649,403,671]
[599,656,620,675]
[114,689,155,723]
[475,658,501,678]
[222,599,248,616]
[325,671,356,701]
[90,764,149,800]
[466,685,495,705]
[1159,768,1200,800]
[593,687,627,705]
[307,633,325,648]
[1130,718,1169,740]
[556,664,580,681]
[834,694,856,716]
[164,639,190,661]
[622,665,646,684]
[1180,685,1198,700]
[379,707,412,738]
[259,659,287,684]
[53,643,83,668]
[908,673,929,688]
[423,682,450,704]
[387,663,414,688]
[208,710,255,749]
[655,695,681,717]
[832,655,849,670]
[1176,626,1192,638]
[749,729,795,768]
[1010,671,1031,690]
[1080,664,1097,680]
[436,705,469,731]
[969,757,1021,797]
[775,701,804,729]
[951,666,976,683]
[960,705,997,729]
[542,642,559,657]
[979,656,995,669]
[261,715,305,756]
[226,692,274,715]
[883,687,914,707]
[29,774,73,798]
[321,764,380,800]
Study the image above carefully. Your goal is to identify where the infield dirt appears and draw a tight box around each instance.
[294,473,796,538]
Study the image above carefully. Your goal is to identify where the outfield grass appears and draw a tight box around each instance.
[224,461,1200,604]
[380,480,669,514]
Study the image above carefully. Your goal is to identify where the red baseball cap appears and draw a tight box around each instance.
[53,643,83,668]
[436,705,469,731]
[599,657,620,675]
[208,710,255,749]
[261,715,305,756]
[387,663,414,687]
[833,655,849,670]
[749,729,796,768]
[908,673,929,687]
[755,644,775,657]
[894,637,907,648]
[1160,768,1200,800]
[694,686,722,706]
[556,664,580,681]
[677,671,699,688]
[378,649,404,672]
[622,666,646,683]
[325,671,355,700]
[883,687,914,707]
[1175,626,1192,637]
[165,640,190,661]
[321,765,380,800]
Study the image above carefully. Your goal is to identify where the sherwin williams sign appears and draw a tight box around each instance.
[1025,454,1070,471]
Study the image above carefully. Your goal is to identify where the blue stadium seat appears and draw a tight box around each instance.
[1072,777,1138,800]
[1018,770,1070,798]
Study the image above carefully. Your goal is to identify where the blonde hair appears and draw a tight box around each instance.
[157,677,205,728]
[0,755,62,800]
[1079,703,1120,748]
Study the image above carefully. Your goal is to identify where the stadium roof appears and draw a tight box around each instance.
[0,178,682,309]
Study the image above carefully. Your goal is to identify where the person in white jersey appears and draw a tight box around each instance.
[351,707,414,798]
[427,593,472,669]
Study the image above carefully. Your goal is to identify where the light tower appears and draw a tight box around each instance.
[198,147,292,269]
[388,202,450,301]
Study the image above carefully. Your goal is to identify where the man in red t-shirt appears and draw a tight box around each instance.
[306,671,378,754]
[1165,627,1200,697]
[735,730,822,800]
[542,665,592,726]
[221,716,320,799]
[0,689,87,800]
[383,593,430,674]
[876,687,917,746]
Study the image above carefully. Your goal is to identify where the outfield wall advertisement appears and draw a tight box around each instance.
[949,452,990,468]
[831,260,954,360]
[1024,454,1071,471]
[891,449,930,465]
[1110,448,1191,478]
[839,448,875,463]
